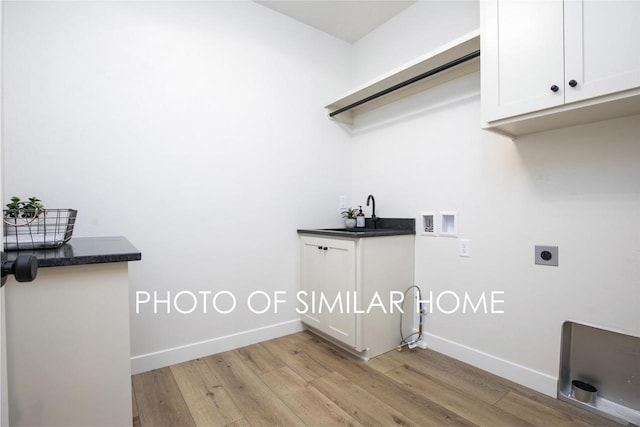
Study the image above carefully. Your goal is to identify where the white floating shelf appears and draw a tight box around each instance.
[325,29,480,124]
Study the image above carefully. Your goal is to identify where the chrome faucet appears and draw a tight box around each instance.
[366,194,378,228]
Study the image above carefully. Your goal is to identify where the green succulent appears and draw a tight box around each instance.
[341,207,357,219]
[5,196,44,218]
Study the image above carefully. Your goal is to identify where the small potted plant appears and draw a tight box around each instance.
[5,196,22,217]
[341,207,357,229]
[4,196,44,228]
[5,196,43,217]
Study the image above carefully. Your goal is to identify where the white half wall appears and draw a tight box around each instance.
[2,1,352,369]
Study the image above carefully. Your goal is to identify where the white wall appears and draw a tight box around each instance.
[351,0,479,84]
[2,1,352,371]
[351,0,640,396]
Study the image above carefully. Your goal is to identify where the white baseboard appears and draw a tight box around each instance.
[130,322,558,398]
[423,332,558,397]
[130,319,304,374]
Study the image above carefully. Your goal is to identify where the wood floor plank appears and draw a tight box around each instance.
[312,371,421,427]
[403,345,616,426]
[170,358,244,427]
[132,381,141,427]
[388,348,510,405]
[392,347,618,427]
[262,366,363,426]
[287,330,316,342]
[302,334,477,426]
[387,364,534,427]
[132,367,196,427]
[234,342,285,376]
[490,375,621,427]
[223,419,251,427]
[204,350,305,427]
[495,391,613,427]
[260,335,332,381]
[367,352,405,374]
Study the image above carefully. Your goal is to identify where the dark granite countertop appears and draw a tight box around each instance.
[298,218,415,238]
[5,236,142,268]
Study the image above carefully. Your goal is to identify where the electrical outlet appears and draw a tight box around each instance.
[459,239,470,257]
[535,245,558,266]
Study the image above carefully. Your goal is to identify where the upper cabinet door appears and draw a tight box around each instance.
[482,0,565,122]
[564,0,640,103]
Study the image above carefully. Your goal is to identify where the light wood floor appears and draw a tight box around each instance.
[132,331,619,427]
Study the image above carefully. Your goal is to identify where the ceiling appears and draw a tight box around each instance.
[255,1,417,44]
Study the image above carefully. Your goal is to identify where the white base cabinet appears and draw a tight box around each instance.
[299,234,415,359]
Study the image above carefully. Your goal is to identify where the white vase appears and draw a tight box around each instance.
[345,218,356,229]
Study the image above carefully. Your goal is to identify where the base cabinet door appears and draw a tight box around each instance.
[322,240,356,346]
[299,236,356,347]
[299,238,326,328]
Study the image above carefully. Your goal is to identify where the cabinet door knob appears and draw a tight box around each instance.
[317,246,323,250]
[568,79,578,87]
[322,247,328,251]
[550,85,559,92]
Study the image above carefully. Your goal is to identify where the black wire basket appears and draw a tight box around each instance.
[3,209,77,250]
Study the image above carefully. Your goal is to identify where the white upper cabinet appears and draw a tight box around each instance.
[482,0,640,137]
